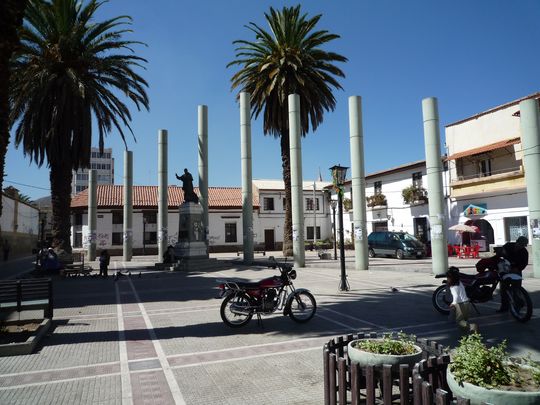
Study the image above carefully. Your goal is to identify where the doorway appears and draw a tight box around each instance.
[264,229,275,251]
[463,219,494,251]
[373,221,388,232]
[413,217,428,243]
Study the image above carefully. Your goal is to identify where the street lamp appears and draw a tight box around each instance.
[330,164,349,291]
[330,200,338,260]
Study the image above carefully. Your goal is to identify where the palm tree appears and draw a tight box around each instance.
[228,5,346,256]
[10,0,149,254]
[0,0,28,225]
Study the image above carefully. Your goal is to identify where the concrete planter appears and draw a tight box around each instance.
[447,366,540,405]
[347,339,422,372]
[0,319,51,356]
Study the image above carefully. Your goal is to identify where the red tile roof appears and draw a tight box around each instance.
[71,185,259,209]
[446,137,521,160]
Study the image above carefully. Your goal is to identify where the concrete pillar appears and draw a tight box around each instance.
[289,94,305,268]
[87,169,97,261]
[349,96,369,270]
[422,97,448,276]
[158,130,168,261]
[123,150,133,261]
[519,99,540,278]
[198,106,209,242]
[240,92,254,264]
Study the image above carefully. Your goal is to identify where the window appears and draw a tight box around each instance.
[112,232,122,245]
[374,181,382,195]
[412,172,423,188]
[225,223,237,243]
[505,216,528,241]
[478,158,492,177]
[144,231,157,244]
[283,198,287,210]
[305,198,320,211]
[74,213,83,226]
[263,197,275,211]
[143,211,157,224]
[306,226,321,240]
[112,211,123,224]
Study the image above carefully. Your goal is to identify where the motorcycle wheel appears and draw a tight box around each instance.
[288,291,317,323]
[432,285,452,315]
[220,292,253,328]
[507,286,532,323]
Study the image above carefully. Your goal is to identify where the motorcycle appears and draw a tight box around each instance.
[432,258,532,322]
[216,258,317,327]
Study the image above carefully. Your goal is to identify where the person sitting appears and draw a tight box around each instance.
[42,248,62,273]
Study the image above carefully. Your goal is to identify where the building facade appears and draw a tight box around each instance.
[70,181,332,253]
[71,147,114,195]
[444,93,537,250]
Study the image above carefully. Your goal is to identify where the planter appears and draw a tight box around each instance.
[0,318,51,356]
[447,366,540,405]
[347,338,423,372]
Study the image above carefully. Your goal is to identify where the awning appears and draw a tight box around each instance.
[446,137,520,160]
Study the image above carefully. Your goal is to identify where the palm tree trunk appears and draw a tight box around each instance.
[0,0,27,226]
[281,132,293,256]
[50,158,73,255]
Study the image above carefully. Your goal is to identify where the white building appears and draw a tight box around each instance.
[70,180,332,253]
[445,92,537,250]
[335,160,448,245]
[72,147,114,195]
[0,187,39,258]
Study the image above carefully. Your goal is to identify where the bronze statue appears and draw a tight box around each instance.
[176,168,199,203]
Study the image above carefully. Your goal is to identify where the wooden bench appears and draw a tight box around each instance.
[60,252,93,277]
[0,279,53,319]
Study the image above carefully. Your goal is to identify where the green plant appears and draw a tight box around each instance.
[366,193,387,208]
[343,198,352,211]
[353,332,417,355]
[402,185,428,204]
[450,333,515,388]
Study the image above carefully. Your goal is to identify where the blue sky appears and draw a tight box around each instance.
[5,0,540,200]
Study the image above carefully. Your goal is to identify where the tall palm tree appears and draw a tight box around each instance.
[228,5,346,256]
[0,0,28,225]
[10,0,149,254]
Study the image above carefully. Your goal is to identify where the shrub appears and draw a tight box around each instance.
[402,185,428,204]
[353,332,417,355]
[366,193,387,208]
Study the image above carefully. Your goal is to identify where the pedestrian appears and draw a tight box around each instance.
[2,239,10,261]
[99,250,110,278]
[447,267,478,334]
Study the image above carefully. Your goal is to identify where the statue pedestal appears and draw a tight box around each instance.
[173,202,210,270]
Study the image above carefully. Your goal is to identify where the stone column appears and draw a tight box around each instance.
[422,97,448,276]
[87,169,97,261]
[349,96,369,270]
[158,130,168,261]
[519,99,540,278]
[123,150,133,261]
[289,94,305,268]
[240,92,254,264]
[198,106,209,241]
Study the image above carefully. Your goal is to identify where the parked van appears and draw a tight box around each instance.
[367,231,425,259]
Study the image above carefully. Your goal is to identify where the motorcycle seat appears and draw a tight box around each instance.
[458,273,477,280]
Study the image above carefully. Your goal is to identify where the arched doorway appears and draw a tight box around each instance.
[462,219,494,251]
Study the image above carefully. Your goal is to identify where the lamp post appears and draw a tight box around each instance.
[330,164,349,291]
[330,200,337,260]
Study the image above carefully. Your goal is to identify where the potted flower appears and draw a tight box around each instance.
[402,185,428,205]
[347,332,422,371]
[447,333,540,405]
[366,193,387,208]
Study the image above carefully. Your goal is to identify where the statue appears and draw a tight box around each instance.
[176,168,199,203]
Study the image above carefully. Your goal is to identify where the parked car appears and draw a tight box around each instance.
[367,231,425,259]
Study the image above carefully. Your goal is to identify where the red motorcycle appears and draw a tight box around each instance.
[432,258,532,322]
[216,259,316,327]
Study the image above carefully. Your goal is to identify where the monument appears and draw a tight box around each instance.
[173,168,209,270]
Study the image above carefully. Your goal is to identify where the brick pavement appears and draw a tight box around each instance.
[1,253,540,404]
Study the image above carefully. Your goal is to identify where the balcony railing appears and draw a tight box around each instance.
[452,165,523,185]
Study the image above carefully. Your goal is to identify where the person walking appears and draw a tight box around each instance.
[99,250,110,278]
[447,267,478,333]
[2,239,10,261]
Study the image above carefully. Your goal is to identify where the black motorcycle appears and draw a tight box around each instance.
[432,259,532,323]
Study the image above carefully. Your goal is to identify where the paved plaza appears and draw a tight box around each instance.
[1,252,540,404]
